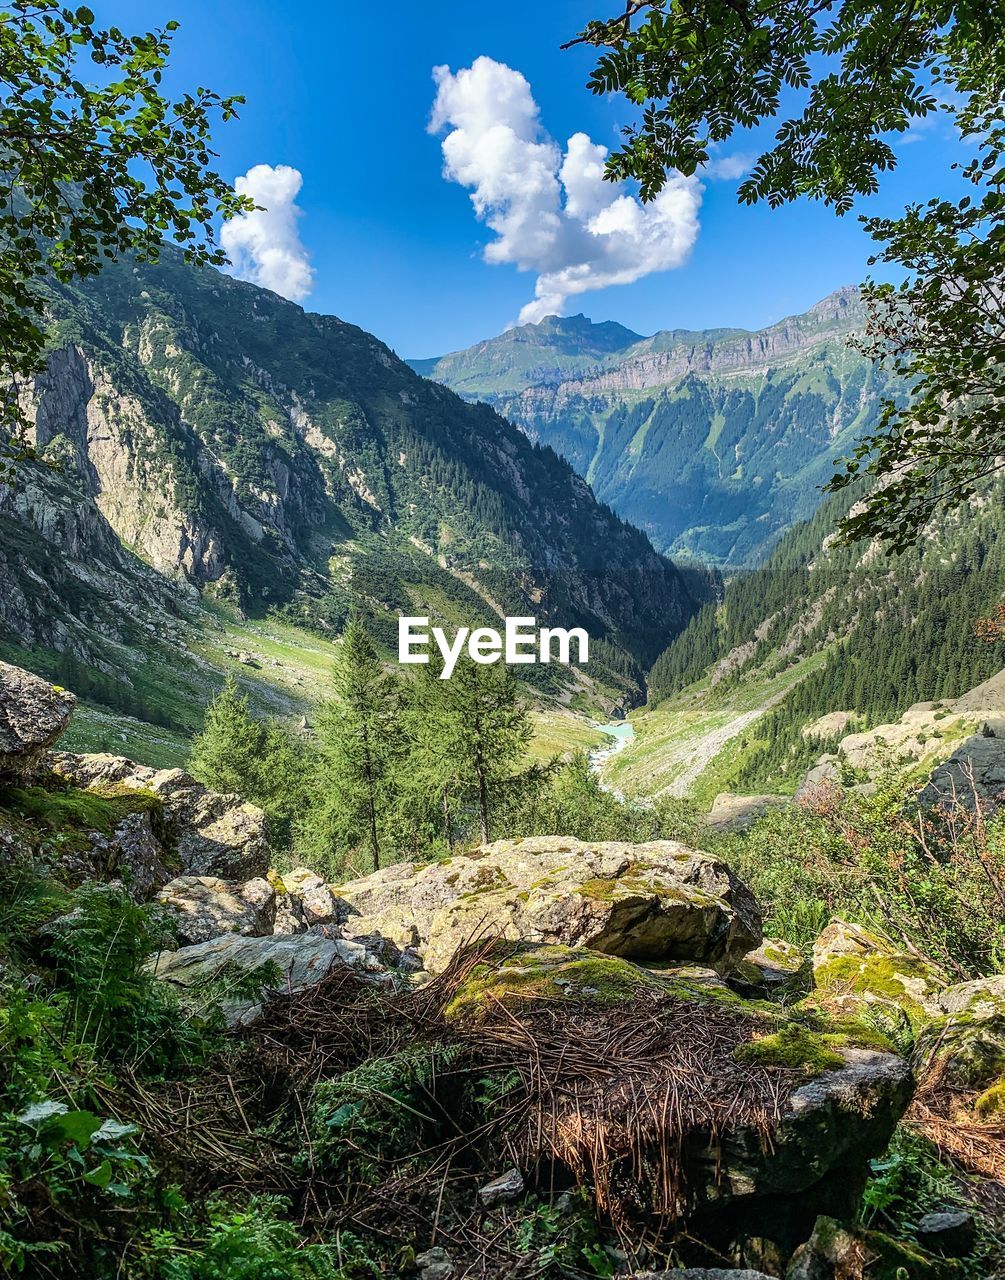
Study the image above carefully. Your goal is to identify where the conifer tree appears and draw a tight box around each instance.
[189,676,269,797]
[408,655,535,844]
[189,676,305,847]
[304,618,401,873]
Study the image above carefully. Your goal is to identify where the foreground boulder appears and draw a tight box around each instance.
[812,918,946,1024]
[0,661,76,780]
[915,976,1005,1092]
[786,1214,963,1278]
[331,836,762,974]
[51,752,271,880]
[314,937,911,1273]
[155,875,276,946]
[150,931,389,1025]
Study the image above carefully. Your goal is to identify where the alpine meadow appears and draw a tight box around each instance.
[3,3,1005,1279]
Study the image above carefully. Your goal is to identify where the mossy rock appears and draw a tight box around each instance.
[916,1008,1005,1091]
[787,1214,966,1279]
[444,941,672,1023]
[974,1077,1005,1119]
[3,778,164,841]
[812,918,946,1024]
[331,837,763,975]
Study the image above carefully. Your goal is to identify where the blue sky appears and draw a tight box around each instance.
[103,1,966,356]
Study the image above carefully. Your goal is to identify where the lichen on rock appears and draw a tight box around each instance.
[331,836,762,974]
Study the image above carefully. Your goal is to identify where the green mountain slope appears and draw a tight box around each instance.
[604,486,1005,801]
[411,289,898,567]
[0,251,711,755]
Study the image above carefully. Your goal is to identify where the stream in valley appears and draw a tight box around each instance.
[588,719,635,776]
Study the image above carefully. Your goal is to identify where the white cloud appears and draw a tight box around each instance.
[703,151,754,181]
[430,57,702,324]
[221,164,315,303]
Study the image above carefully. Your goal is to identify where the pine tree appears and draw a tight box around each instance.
[304,618,402,874]
[408,655,535,844]
[189,676,306,847]
[189,676,270,798]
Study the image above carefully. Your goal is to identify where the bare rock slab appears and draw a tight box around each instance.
[150,931,387,1025]
[331,836,762,974]
[156,875,276,946]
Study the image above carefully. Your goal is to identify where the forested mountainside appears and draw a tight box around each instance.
[606,485,1005,800]
[0,249,709,727]
[411,289,897,567]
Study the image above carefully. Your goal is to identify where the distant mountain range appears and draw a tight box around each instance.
[410,289,898,567]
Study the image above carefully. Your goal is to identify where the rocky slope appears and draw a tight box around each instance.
[3,658,994,1278]
[411,289,896,566]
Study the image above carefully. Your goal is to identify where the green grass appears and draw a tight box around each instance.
[602,649,830,801]
[529,708,607,761]
[59,705,193,768]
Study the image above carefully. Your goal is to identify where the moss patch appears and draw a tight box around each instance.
[444,942,668,1024]
[814,952,938,1021]
[975,1077,1005,1120]
[2,780,163,840]
[734,1022,845,1072]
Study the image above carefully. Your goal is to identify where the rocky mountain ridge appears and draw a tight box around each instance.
[411,289,896,566]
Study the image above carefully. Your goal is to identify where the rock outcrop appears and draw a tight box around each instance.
[812,918,946,1023]
[51,753,271,881]
[917,725,1005,813]
[331,836,762,974]
[151,931,390,1025]
[271,865,340,933]
[155,875,276,946]
[799,667,1005,803]
[0,661,76,779]
[706,792,788,834]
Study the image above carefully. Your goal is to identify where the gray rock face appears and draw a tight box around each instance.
[332,836,763,975]
[51,753,271,880]
[0,661,76,779]
[915,1210,976,1258]
[706,793,788,834]
[917,731,1005,812]
[794,758,841,801]
[477,1168,524,1208]
[151,931,388,1025]
[683,1052,913,1271]
[691,1049,913,1201]
[155,875,276,946]
[938,974,1005,1017]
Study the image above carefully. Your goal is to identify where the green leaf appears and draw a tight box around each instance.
[16,1100,68,1126]
[82,1159,113,1189]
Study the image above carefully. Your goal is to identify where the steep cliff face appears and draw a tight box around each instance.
[412,289,897,567]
